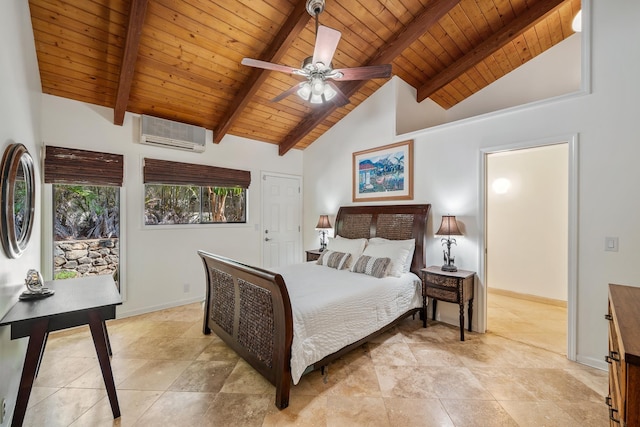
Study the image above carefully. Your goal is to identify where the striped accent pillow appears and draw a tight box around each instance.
[350,255,391,278]
[316,250,351,270]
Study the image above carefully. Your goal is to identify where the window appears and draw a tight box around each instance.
[44,146,123,289]
[143,158,251,226]
[144,185,246,225]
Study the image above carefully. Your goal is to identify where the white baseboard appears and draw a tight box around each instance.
[116,296,204,319]
[488,287,567,308]
[576,354,608,371]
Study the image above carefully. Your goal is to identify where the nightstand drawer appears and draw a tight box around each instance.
[426,287,458,303]
[425,274,458,289]
[306,249,322,262]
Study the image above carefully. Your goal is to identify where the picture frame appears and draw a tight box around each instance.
[352,140,413,202]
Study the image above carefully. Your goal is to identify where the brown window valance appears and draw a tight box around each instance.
[143,158,251,189]
[44,146,124,186]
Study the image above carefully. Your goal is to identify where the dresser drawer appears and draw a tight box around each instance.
[607,284,640,427]
[608,317,625,404]
[425,273,458,289]
[607,366,622,426]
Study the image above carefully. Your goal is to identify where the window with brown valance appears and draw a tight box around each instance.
[44,146,124,186]
[143,158,251,189]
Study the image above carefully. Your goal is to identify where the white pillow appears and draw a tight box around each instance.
[326,237,367,268]
[364,238,415,276]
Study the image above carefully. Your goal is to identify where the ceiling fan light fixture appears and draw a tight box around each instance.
[298,78,336,104]
[310,93,324,104]
[309,77,326,104]
[297,82,312,101]
[322,82,337,101]
[311,77,325,95]
[300,77,336,104]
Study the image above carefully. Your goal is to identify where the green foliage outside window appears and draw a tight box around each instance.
[144,184,246,225]
[53,185,119,240]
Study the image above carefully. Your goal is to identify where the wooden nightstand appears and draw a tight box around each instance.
[305,249,323,262]
[421,266,475,341]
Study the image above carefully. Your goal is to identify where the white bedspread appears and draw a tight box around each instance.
[273,262,422,384]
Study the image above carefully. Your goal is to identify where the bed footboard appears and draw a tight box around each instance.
[198,250,293,409]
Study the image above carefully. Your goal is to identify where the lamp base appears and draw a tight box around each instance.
[441,264,458,272]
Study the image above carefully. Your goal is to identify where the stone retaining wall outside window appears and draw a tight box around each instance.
[54,238,119,280]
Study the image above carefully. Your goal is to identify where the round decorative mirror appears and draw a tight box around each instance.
[1,143,35,258]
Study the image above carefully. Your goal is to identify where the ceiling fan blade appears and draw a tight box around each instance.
[271,84,303,103]
[241,58,298,74]
[331,64,392,81]
[326,81,349,107]
[312,26,341,67]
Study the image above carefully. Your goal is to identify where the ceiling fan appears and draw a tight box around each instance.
[241,0,392,106]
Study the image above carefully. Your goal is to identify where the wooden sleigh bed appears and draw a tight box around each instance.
[198,204,431,409]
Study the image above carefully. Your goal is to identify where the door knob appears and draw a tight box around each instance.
[264,237,272,241]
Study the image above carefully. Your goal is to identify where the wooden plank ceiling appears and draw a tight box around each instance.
[29,0,581,155]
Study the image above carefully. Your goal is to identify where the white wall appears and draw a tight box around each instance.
[0,1,43,425]
[304,1,640,369]
[395,79,446,135]
[486,144,568,301]
[40,95,303,317]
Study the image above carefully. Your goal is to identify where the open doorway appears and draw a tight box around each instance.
[486,143,569,355]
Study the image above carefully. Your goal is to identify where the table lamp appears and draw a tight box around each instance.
[315,215,332,251]
[436,215,462,272]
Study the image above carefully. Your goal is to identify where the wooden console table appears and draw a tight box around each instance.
[0,275,122,427]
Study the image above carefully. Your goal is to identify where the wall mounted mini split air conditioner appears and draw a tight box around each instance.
[140,115,207,153]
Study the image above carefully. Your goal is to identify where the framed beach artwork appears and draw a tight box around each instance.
[352,140,413,202]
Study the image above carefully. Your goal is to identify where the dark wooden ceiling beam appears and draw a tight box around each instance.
[212,0,311,144]
[417,0,566,103]
[278,0,462,156]
[113,0,148,126]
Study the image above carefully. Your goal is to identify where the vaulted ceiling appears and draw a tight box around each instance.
[29,0,580,155]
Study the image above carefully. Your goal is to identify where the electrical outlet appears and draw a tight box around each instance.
[183,283,190,293]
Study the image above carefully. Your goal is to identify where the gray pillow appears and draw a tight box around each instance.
[350,255,391,278]
[316,250,351,270]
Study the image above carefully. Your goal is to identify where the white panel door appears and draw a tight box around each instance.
[262,173,302,268]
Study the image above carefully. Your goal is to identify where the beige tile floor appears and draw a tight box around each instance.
[22,300,608,426]
[487,292,567,355]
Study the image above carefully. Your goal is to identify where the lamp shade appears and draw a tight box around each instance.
[315,215,332,229]
[436,215,462,236]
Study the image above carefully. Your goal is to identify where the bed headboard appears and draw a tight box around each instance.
[334,204,431,275]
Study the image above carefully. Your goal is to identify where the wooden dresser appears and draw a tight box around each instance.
[606,284,640,426]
